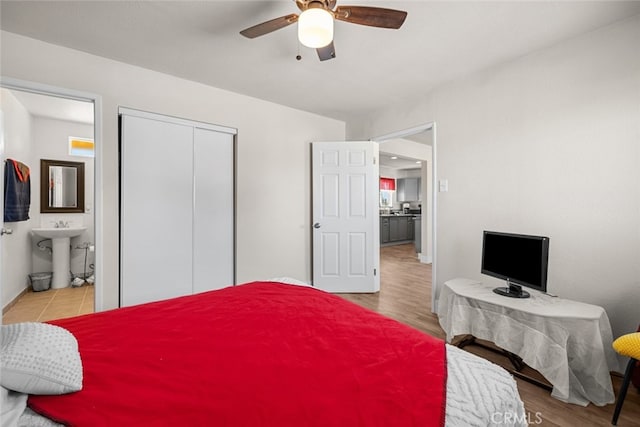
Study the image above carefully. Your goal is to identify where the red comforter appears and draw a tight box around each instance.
[29,282,446,426]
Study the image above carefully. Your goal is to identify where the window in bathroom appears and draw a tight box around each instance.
[69,136,94,158]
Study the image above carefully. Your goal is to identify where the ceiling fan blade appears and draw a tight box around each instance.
[334,6,407,29]
[240,14,298,39]
[316,41,336,61]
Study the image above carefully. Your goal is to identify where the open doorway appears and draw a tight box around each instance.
[1,78,102,323]
[373,123,437,313]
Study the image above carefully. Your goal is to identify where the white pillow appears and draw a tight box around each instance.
[0,323,82,394]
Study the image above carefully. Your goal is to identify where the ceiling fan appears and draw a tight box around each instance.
[240,0,407,61]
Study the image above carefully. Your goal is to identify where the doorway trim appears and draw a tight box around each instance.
[371,122,438,313]
[0,76,104,311]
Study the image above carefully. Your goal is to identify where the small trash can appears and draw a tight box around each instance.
[29,272,52,292]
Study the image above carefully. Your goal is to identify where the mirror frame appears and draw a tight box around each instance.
[40,159,85,213]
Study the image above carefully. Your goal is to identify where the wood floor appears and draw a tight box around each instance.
[339,243,640,427]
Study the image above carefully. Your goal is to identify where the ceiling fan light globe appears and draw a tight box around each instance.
[298,8,333,48]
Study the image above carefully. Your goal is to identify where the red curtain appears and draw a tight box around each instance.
[380,177,396,191]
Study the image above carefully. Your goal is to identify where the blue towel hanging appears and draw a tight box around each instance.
[4,159,31,222]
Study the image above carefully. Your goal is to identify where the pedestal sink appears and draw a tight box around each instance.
[32,227,86,289]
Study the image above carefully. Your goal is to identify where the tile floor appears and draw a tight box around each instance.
[2,284,94,324]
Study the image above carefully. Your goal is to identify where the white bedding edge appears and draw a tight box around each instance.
[445,344,528,426]
[267,277,311,287]
[1,386,28,427]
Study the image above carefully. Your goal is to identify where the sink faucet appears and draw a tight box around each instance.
[54,220,69,228]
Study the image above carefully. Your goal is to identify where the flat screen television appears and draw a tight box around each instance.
[481,231,549,298]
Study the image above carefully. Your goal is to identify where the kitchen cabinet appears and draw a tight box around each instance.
[414,216,421,253]
[381,216,414,244]
[380,217,390,243]
[397,178,421,202]
[408,216,415,241]
[389,216,408,241]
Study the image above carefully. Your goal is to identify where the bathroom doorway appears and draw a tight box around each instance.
[1,79,102,323]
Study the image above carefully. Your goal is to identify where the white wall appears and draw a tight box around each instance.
[30,117,94,278]
[348,16,640,338]
[0,89,34,307]
[1,31,346,310]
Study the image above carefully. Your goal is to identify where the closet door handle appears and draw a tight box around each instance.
[313,223,321,229]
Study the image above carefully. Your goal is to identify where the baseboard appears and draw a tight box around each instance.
[419,254,432,264]
[2,286,30,315]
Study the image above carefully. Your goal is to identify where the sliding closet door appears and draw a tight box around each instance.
[192,127,234,293]
[120,115,194,306]
[121,108,236,307]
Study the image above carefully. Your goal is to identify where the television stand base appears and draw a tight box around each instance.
[455,335,552,392]
[493,286,530,298]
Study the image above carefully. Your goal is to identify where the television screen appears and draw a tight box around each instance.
[481,231,549,298]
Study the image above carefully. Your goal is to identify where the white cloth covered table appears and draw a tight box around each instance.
[437,278,621,406]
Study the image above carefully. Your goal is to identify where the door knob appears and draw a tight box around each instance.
[1,228,13,236]
[313,223,321,229]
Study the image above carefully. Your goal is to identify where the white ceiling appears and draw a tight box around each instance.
[8,90,94,125]
[1,1,639,122]
[379,151,422,170]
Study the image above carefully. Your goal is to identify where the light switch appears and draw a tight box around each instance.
[439,179,448,192]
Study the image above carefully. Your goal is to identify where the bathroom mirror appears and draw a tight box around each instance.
[40,159,85,213]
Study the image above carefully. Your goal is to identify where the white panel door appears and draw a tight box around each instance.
[192,127,234,293]
[312,142,379,293]
[120,114,194,306]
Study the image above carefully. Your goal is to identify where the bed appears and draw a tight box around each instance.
[1,281,526,426]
